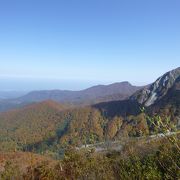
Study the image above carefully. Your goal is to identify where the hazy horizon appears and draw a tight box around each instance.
[0,76,146,92]
[0,66,179,91]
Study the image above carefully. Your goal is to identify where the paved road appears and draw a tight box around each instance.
[76,131,179,152]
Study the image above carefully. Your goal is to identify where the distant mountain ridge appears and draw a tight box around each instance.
[0,81,142,112]
[18,81,141,103]
[0,91,27,100]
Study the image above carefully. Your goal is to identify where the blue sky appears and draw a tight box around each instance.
[0,0,179,90]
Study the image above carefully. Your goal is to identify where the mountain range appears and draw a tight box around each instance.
[0,81,142,112]
[0,67,179,153]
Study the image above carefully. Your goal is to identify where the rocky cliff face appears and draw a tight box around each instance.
[131,67,180,106]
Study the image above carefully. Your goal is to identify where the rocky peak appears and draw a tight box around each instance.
[132,67,180,106]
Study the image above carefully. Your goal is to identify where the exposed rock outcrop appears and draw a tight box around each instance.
[131,67,180,106]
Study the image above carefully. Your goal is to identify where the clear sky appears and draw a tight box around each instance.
[0,0,179,91]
